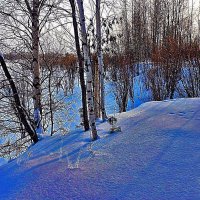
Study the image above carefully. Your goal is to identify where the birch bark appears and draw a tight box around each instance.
[31,0,43,134]
[77,0,98,140]
[96,0,106,121]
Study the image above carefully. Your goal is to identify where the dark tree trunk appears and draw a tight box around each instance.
[69,0,89,131]
[0,54,38,143]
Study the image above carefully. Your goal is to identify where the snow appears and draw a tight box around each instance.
[0,98,200,199]
[0,63,150,166]
[0,158,6,166]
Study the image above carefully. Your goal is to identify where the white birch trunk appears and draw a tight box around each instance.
[32,0,43,135]
[96,0,106,121]
[77,0,98,140]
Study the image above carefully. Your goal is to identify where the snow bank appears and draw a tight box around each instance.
[0,98,200,200]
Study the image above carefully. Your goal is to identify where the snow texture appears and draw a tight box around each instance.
[34,108,43,135]
[0,98,200,200]
[0,52,3,59]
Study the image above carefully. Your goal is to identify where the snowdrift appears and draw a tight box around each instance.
[0,98,200,200]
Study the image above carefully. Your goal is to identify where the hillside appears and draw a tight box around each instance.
[0,98,200,200]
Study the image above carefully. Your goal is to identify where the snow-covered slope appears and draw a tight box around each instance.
[0,158,6,166]
[0,98,200,200]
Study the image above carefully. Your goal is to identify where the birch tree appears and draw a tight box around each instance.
[77,0,98,140]
[69,0,90,131]
[24,0,57,134]
[0,0,43,138]
[26,0,43,134]
[96,0,106,121]
[0,0,62,136]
